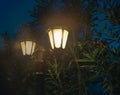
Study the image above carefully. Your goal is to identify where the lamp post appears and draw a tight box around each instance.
[18,24,69,95]
[47,27,69,95]
[20,40,45,95]
[48,27,69,49]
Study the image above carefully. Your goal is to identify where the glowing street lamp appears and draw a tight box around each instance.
[48,27,69,49]
[20,41,36,55]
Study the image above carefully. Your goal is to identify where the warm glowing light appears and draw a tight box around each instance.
[62,30,69,49]
[26,41,32,55]
[31,42,36,54]
[21,42,26,55]
[20,41,36,55]
[48,28,69,49]
[48,31,54,49]
[53,29,62,48]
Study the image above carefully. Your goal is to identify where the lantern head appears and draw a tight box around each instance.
[48,27,69,49]
[20,41,36,55]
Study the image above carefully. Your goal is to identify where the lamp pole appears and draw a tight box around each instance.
[20,40,45,95]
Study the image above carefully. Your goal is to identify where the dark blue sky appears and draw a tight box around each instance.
[0,0,35,36]
[0,0,119,49]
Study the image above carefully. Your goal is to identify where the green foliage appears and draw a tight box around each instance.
[44,41,99,95]
[91,0,120,48]
[44,59,79,95]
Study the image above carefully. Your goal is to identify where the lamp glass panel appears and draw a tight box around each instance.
[26,41,33,55]
[62,30,69,49]
[48,30,54,49]
[21,42,26,55]
[31,42,36,55]
[53,29,62,48]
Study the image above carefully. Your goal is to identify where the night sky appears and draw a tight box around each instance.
[0,0,35,36]
[0,0,119,49]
